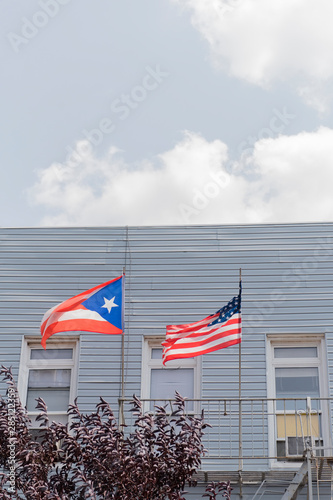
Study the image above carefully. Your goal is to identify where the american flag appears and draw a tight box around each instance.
[162,285,241,364]
[41,275,123,348]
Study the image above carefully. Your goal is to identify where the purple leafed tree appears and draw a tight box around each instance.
[0,366,231,499]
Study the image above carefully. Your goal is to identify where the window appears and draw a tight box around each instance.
[141,337,200,413]
[18,338,78,434]
[267,336,330,465]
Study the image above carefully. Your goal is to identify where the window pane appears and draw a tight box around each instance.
[27,388,70,412]
[151,348,163,360]
[276,440,286,459]
[275,367,319,399]
[28,369,71,388]
[274,347,317,358]
[30,349,73,360]
[150,368,194,410]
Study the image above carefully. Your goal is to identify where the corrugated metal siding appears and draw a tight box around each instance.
[1,223,333,474]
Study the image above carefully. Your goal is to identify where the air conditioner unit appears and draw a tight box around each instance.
[286,436,306,458]
[286,436,323,458]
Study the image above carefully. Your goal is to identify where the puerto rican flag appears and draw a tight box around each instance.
[162,283,241,364]
[41,275,123,348]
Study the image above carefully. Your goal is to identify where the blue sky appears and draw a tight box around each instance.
[1,0,333,226]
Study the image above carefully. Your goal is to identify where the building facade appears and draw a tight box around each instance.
[1,223,333,498]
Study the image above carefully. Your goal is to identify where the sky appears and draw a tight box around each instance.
[1,0,333,227]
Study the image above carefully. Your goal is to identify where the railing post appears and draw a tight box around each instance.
[306,397,313,500]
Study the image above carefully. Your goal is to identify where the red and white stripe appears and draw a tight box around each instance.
[40,277,122,348]
[162,313,241,364]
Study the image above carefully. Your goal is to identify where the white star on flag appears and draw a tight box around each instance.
[101,296,119,314]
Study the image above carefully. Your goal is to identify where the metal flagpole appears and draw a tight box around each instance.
[239,268,242,401]
[120,267,126,427]
[238,268,243,490]
[121,267,126,399]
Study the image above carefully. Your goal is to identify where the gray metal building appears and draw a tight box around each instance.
[1,223,333,499]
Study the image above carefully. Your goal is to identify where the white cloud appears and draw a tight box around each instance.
[246,126,333,222]
[172,0,333,111]
[30,132,230,225]
[30,127,333,226]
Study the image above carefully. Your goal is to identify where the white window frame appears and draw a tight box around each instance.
[141,336,201,414]
[266,334,330,469]
[18,336,79,429]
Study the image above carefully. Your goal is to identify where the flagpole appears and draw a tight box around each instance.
[119,268,126,428]
[239,268,242,400]
[238,268,243,481]
[121,267,125,400]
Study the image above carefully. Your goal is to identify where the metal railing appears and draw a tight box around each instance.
[118,397,333,468]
